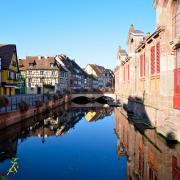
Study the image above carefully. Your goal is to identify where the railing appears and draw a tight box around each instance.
[0,94,48,113]
[71,88,114,94]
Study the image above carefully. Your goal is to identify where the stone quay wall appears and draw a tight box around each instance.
[0,95,71,130]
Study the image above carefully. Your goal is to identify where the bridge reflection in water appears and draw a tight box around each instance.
[0,104,179,180]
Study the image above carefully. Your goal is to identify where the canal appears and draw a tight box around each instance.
[0,103,179,180]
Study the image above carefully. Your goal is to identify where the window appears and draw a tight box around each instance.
[29,71,32,75]
[16,73,19,80]
[151,42,160,75]
[29,63,34,68]
[8,71,11,80]
[12,61,17,67]
[40,71,44,75]
[29,78,32,83]
[156,42,160,73]
[151,46,155,75]
[140,53,146,77]
[50,63,54,68]
[52,71,55,76]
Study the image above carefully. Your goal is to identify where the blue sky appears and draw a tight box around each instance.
[1,0,156,69]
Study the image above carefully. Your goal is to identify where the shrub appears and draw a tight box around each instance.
[35,100,43,108]
[44,92,51,100]
[18,100,29,111]
[0,96,9,109]
[63,89,71,95]
[53,94,59,101]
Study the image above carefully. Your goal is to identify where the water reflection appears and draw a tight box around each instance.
[115,108,180,180]
[0,103,115,180]
[0,105,179,180]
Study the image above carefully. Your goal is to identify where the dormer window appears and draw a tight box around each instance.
[29,60,36,68]
[50,63,55,68]
[29,63,34,68]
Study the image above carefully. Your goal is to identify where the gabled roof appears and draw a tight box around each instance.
[56,55,86,76]
[88,64,106,76]
[136,26,165,53]
[19,56,58,70]
[118,47,127,56]
[0,44,18,70]
[134,30,144,34]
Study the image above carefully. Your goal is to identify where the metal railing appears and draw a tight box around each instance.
[0,94,48,113]
[71,88,114,94]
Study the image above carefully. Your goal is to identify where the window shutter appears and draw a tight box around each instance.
[151,46,155,75]
[156,42,160,73]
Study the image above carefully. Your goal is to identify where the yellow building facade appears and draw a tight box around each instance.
[0,45,19,96]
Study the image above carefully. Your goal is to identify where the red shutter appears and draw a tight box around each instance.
[151,46,155,75]
[156,42,160,73]
[144,53,146,76]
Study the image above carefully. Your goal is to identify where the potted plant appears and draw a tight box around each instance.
[35,100,43,108]
[0,96,9,109]
[18,100,29,112]
[45,91,51,100]
[53,94,59,102]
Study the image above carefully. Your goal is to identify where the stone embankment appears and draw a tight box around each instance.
[119,97,180,142]
[0,95,71,130]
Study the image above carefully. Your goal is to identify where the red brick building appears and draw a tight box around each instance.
[115,0,180,141]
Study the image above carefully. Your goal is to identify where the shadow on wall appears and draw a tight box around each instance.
[122,96,178,142]
[122,96,153,134]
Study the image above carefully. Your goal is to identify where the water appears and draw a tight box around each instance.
[0,104,179,180]
[0,104,126,180]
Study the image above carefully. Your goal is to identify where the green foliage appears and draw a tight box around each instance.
[53,94,59,101]
[63,89,70,95]
[44,91,51,100]
[35,100,43,108]
[18,100,29,111]
[0,96,9,109]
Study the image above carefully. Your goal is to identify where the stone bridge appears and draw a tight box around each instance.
[71,92,115,100]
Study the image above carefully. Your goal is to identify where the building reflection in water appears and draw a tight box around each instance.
[114,108,180,180]
[0,104,113,164]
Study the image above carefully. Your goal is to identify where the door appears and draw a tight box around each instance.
[37,87,41,94]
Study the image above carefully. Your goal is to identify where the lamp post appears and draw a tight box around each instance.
[41,77,45,102]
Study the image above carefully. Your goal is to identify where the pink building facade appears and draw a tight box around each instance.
[115,0,180,141]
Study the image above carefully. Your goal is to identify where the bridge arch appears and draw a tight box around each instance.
[71,93,115,102]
